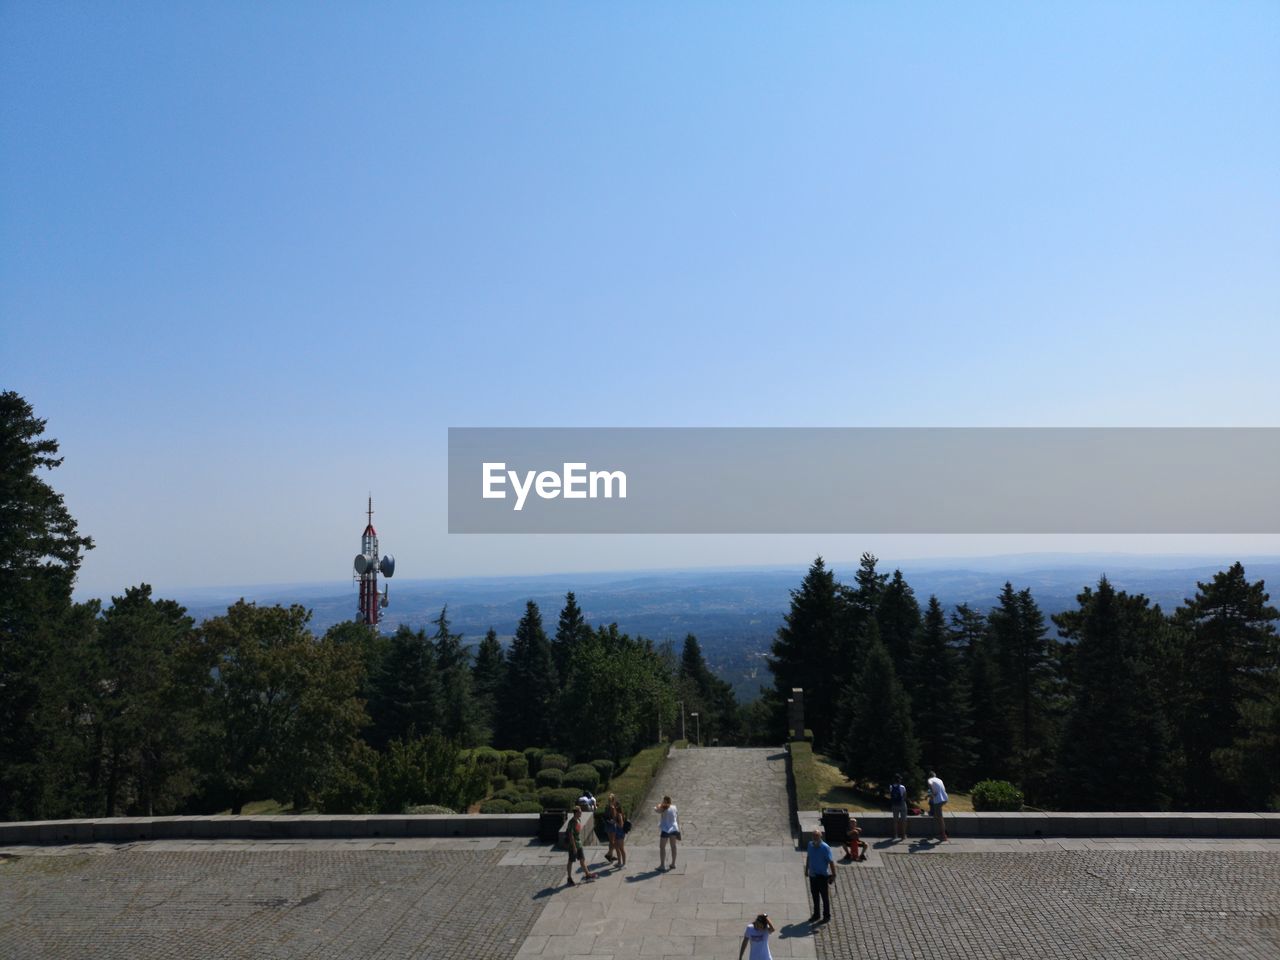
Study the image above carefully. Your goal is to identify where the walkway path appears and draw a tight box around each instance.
[628,746,792,846]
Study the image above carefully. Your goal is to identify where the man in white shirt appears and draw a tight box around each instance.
[927,771,949,842]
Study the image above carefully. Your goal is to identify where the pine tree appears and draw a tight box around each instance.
[552,592,590,680]
[769,558,845,746]
[365,625,441,751]
[471,628,506,744]
[876,569,922,698]
[498,601,559,748]
[432,606,480,745]
[0,391,95,819]
[1172,563,1279,808]
[678,634,740,745]
[1053,578,1171,810]
[836,624,921,795]
[914,596,972,782]
[987,583,1059,792]
[951,603,994,784]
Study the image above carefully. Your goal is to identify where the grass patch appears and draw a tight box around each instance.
[213,798,310,816]
[795,748,976,812]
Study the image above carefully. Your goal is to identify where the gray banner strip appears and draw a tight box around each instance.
[447,428,1280,533]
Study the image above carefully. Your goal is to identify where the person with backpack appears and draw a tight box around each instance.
[889,773,909,841]
[609,797,628,869]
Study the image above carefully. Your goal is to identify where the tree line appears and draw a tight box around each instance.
[769,554,1280,811]
[1,390,747,820]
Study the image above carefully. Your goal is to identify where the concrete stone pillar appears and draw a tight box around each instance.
[788,688,806,740]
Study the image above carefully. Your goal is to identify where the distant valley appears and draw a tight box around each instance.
[167,555,1280,701]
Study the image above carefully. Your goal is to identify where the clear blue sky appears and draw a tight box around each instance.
[3,2,1278,597]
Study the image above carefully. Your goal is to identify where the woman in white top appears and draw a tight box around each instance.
[654,794,680,870]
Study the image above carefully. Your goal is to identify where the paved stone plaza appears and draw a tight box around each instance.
[627,747,792,846]
[2,747,1279,959]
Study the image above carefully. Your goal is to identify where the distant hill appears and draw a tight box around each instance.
[165,555,1280,701]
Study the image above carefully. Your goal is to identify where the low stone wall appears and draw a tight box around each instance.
[0,813,540,845]
[797,809,1280,841]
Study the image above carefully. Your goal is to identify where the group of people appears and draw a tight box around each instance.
[564,771,953,960]
[563,793,681,886]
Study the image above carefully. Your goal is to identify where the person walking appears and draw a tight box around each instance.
[927,770,949,841]
[610,797,628,869]
[889,773,909,841]
[602,792,618,862]
[803,828,836,923]
[564,805,599,886]
[654,794,680,870]
[738,913,775,960]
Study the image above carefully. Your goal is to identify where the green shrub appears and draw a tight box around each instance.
[505,757,529,781]
[511,801,543,813]
[502,749,522,761]
[405,804,456,815]
[516,777,537,791]
[489,774,508,792]
[788,741,821,811]
[493,787,525,803]
[538,788,578,810]
[609,744,669,816]
[479,799,514,814]
[470,746,503,769]
[671,739,690,750]
[971,780,1024,811]
[563,764,600,793]
[589,759,615,784]
[540,753,570,771]
[523,748,544,772]
[536,768,564,788]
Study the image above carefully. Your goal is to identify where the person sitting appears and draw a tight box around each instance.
[842,818,868,862]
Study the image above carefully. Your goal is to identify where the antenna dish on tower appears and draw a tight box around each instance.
[354,554,370,575]
[379,555,395,578]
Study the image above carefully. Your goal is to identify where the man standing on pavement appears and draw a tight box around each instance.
[927,770,949,841]
[803,828,836,923]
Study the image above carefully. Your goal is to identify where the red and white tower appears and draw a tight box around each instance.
[354,497,395,626]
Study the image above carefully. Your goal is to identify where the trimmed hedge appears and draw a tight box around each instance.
[524,748,544,773]
[563,764,600,793]
[489,774,508,792]
[505,757,529,781]
[479,799,514,814]
[471,746,503,769]
[609,744,669,817]
[516,778,537,792]
[788,741,822,811]
[405,804,456,815]
[589,759,615,784]
[540,753,570,772]
[536,768,564,788]
[538,788,579,810]
[972,779,1024,811]
[511,801,543,813]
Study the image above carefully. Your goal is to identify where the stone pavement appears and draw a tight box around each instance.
[3,743,1279,960]
[626,747,792,846]
[0,838,560,960]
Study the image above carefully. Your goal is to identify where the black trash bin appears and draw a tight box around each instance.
[539,809,567,844]
[821,808,850,845]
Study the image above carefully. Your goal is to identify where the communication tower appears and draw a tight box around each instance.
[354,497,395,625]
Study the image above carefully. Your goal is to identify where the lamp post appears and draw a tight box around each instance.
[691,712,700,747]
[679,701,686,742]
